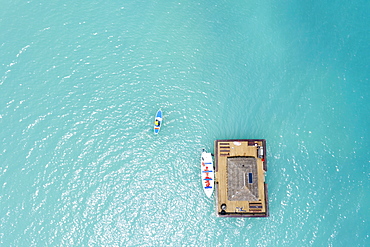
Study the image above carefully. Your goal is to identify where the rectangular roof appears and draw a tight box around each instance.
[227,157,259,201]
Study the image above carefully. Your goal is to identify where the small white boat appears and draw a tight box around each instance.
[201,149,214,198]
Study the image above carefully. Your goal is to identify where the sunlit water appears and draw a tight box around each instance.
[1,0,369,246]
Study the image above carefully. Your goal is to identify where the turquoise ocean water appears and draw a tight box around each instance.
[1,0,369,246]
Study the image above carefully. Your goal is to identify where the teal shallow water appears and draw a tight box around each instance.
[1,0,369,246]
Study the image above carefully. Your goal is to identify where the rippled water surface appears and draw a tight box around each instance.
[1,0,369,246]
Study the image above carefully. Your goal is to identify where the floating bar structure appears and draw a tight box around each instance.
[214,139,268,217]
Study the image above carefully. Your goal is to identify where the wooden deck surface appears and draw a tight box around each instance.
[215,139,268,217]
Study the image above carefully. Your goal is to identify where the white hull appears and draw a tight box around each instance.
[201,151,214,198]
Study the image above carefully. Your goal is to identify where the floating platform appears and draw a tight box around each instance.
[214,139,268,217]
